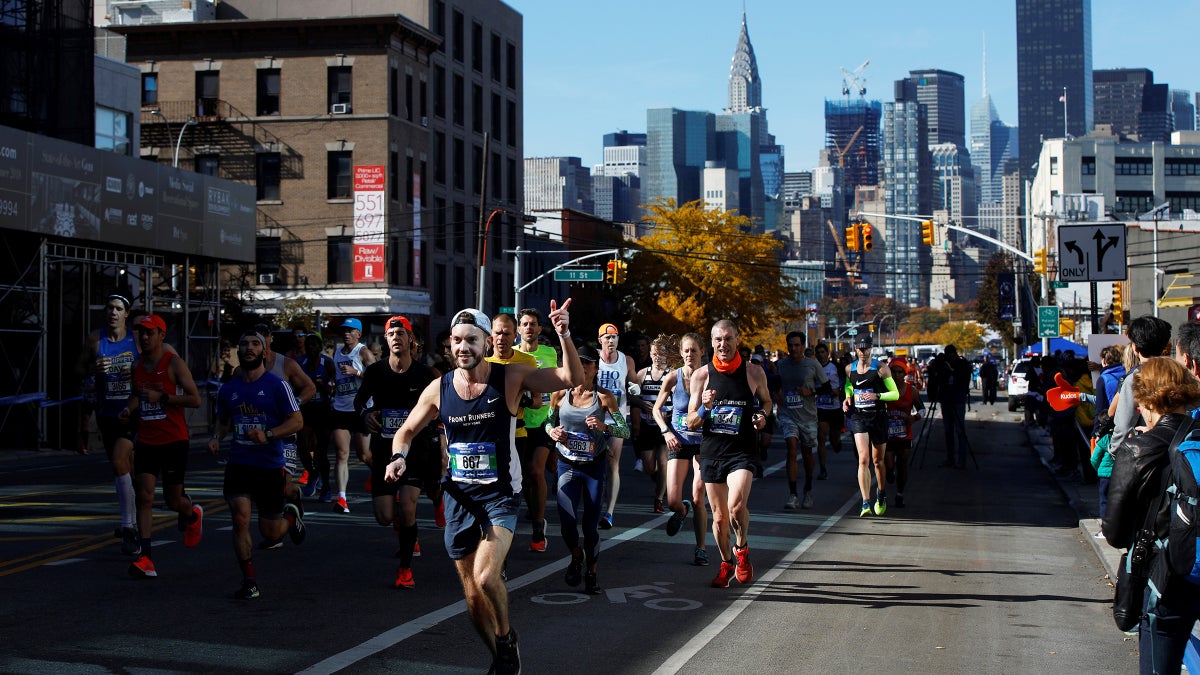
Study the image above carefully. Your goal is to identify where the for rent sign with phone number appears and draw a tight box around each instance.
[353,165,386,283]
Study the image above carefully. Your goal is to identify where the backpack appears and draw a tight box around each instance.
[1164,420,1200,586]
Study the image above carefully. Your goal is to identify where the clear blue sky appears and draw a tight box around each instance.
[511,0,1198,171]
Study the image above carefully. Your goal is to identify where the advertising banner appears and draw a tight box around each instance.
[353,165,386,283]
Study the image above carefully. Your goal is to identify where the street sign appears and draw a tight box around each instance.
[553,269,604,282]
[1051,281,1069,289]
[1038,305,1060,338]
[498,306,515,315]
[1057,223,1127,282]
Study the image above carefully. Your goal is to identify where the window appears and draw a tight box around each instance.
[1081,157,1096,175]
[257,237,281,275]
[454,265,467,309]
[453,202,465,253]
[195,71,219,117]
[406,155,414,204]
[433,132,446,184]
[506,42,516,89]
[257,68,281,116]
[472,84,483,133]
[1115,157,1152,176]
[472,144,482,195]
[390,151,399,202]
[453,137,465,189]
[433,1,446,51]
[419,80,427,121]
[1049,156,1058,175]
[471,21,483,72]
[328,66,352,109]
[327,151,352,199]
[491,152,501,199]
[507,158,516,201]
[506,100,516,147]
[94,106,130,155]
[1167,192,1200,213]
[1166,158,1200,176]
[420,160,428,203]
[434,197,447,250]
[491,94,501,140]
[1114,191,1154,214]
[491,33,501,82]
[142,73,158,106]
[195,154,219,176]
[451,10,464,62]
[433,66,445,118]
[327,236,353,284]
[405,73,413,121]
[435,263,447,304]
[257,153,281,201]
[452,74,464,126]
[389,66,398,117]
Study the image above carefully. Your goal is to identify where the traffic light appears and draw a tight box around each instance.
[1033,249,1047,276]
[1112,282,1123,311]
[1060,318,1076,336]
[861,223,874,251]
[844,223,860,252]
[605,260,617,284]
[613,260,628,284]
[920,220,935,246]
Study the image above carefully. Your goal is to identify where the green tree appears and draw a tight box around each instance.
[626,199,794,344]
[276,297,318,332]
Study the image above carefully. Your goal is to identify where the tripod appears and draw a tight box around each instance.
[911,398,979,470]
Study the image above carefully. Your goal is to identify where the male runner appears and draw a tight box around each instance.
[843,335,898,517]
[355,315,441,588]
[597,322,637,529]
[774,331,828,509]
[296,334,336,498]
[686,319,772,588]
[814,341,843,476]
[121,314,203,577]
[884,357,924,508]
[330,317,376,513]
[79,292,140,554]
[516,308,559,552]
[634,335,674,513]
[385,302,583,674]
[209,329,305,599]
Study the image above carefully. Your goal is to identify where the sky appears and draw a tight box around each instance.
[511,0,1199,172]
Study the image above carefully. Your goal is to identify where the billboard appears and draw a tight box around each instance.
[353,165,386,282]
[0,124,256,262]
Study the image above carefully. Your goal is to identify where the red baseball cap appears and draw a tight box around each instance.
[386,315,413,332]
[134,314,167,333]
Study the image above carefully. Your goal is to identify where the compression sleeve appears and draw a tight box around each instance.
[879,375,900,402]
[844,377,854,398]
[607,410,631,439]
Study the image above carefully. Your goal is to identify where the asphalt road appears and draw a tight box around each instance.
[0,392,1133,674]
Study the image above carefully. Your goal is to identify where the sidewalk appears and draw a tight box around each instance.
[1024,423,1121,581]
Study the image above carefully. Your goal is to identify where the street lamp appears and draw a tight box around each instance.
[476,208,505,310]
[149,109,197,168]
[1140,203,1170,318]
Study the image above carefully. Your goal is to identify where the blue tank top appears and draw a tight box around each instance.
[297,353,333,405]
[439,363,520,496]
[670,367,702,446]
[97,332,138,418]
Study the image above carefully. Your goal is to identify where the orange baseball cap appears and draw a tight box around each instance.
[598,323,619,336]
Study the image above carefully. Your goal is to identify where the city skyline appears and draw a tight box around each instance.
[514,0,1197,172]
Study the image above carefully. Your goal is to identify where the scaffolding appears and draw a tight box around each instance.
[824,99,882,200]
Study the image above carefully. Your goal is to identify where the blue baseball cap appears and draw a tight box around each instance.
[340,318,363,331]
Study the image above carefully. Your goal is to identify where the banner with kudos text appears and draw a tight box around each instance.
[353,165,386,282]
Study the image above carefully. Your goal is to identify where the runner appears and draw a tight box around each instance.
[883,357,924,508]
[544,344,628,594]
[843,335,899,517]
[79,292,140,554]
[330,317,377,513]
[355,315,441,589]
[814,341,842,477]
[209,329,305,599]
[686,319,772,587]
[516,308,560,553]
[633,334,676,514]
[484,314,540,550]
[296,334,336,499]
[385,301,583,674]
[774,331,828,509]
[121,314,203,578]
[654,332,711,566]
[597,322,637,529]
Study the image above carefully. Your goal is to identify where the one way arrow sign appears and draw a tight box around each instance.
[1056,223,1127,283]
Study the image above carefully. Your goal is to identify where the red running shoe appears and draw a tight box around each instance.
[711,560,735,588]
[183,504,204,547]
[734,545,754,584]
[434,500,446,528]
[394,566,415,589]
[128,554,157,578]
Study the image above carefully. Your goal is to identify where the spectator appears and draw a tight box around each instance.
[1110,316,1173,456]
[979,355,999,405]
[1093,345,1125,436]
[926,345,972,468]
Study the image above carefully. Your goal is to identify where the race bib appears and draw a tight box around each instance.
[887,415,906,439]
[784,389,805,409]
[853,389,875,411]
[816,393,834,408]
[710,404,744,435]
[380,408,410,439]
[139,399,166,422]
[283,439,302,475]
[557,430,597,462]
[232,415,267,444]
[672,411,703,445]
[448,441,499,484]
[334,374,358,398]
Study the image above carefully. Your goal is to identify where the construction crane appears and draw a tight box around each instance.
[831,125,864,168]
[840,59,871,99]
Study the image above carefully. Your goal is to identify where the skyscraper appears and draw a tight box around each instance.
[824,99,882,215]
[1171,90,1194,132]
[645,108,715,209]
[727,13,762,115]
[901,69,967,149]
[1016,0,1092,183]
[882,96,930,308]
[1094,68,1171,142]
[525,157,592,213]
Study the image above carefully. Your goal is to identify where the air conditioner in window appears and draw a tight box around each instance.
[258,273,277,284]
[420,116,428,127]
[331,103,351,114]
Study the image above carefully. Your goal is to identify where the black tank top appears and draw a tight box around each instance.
[700,360,756,459]
[849,365,886,416]
[439,363,519,496]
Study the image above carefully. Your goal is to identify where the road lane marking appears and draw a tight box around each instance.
[651,492,859,675]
